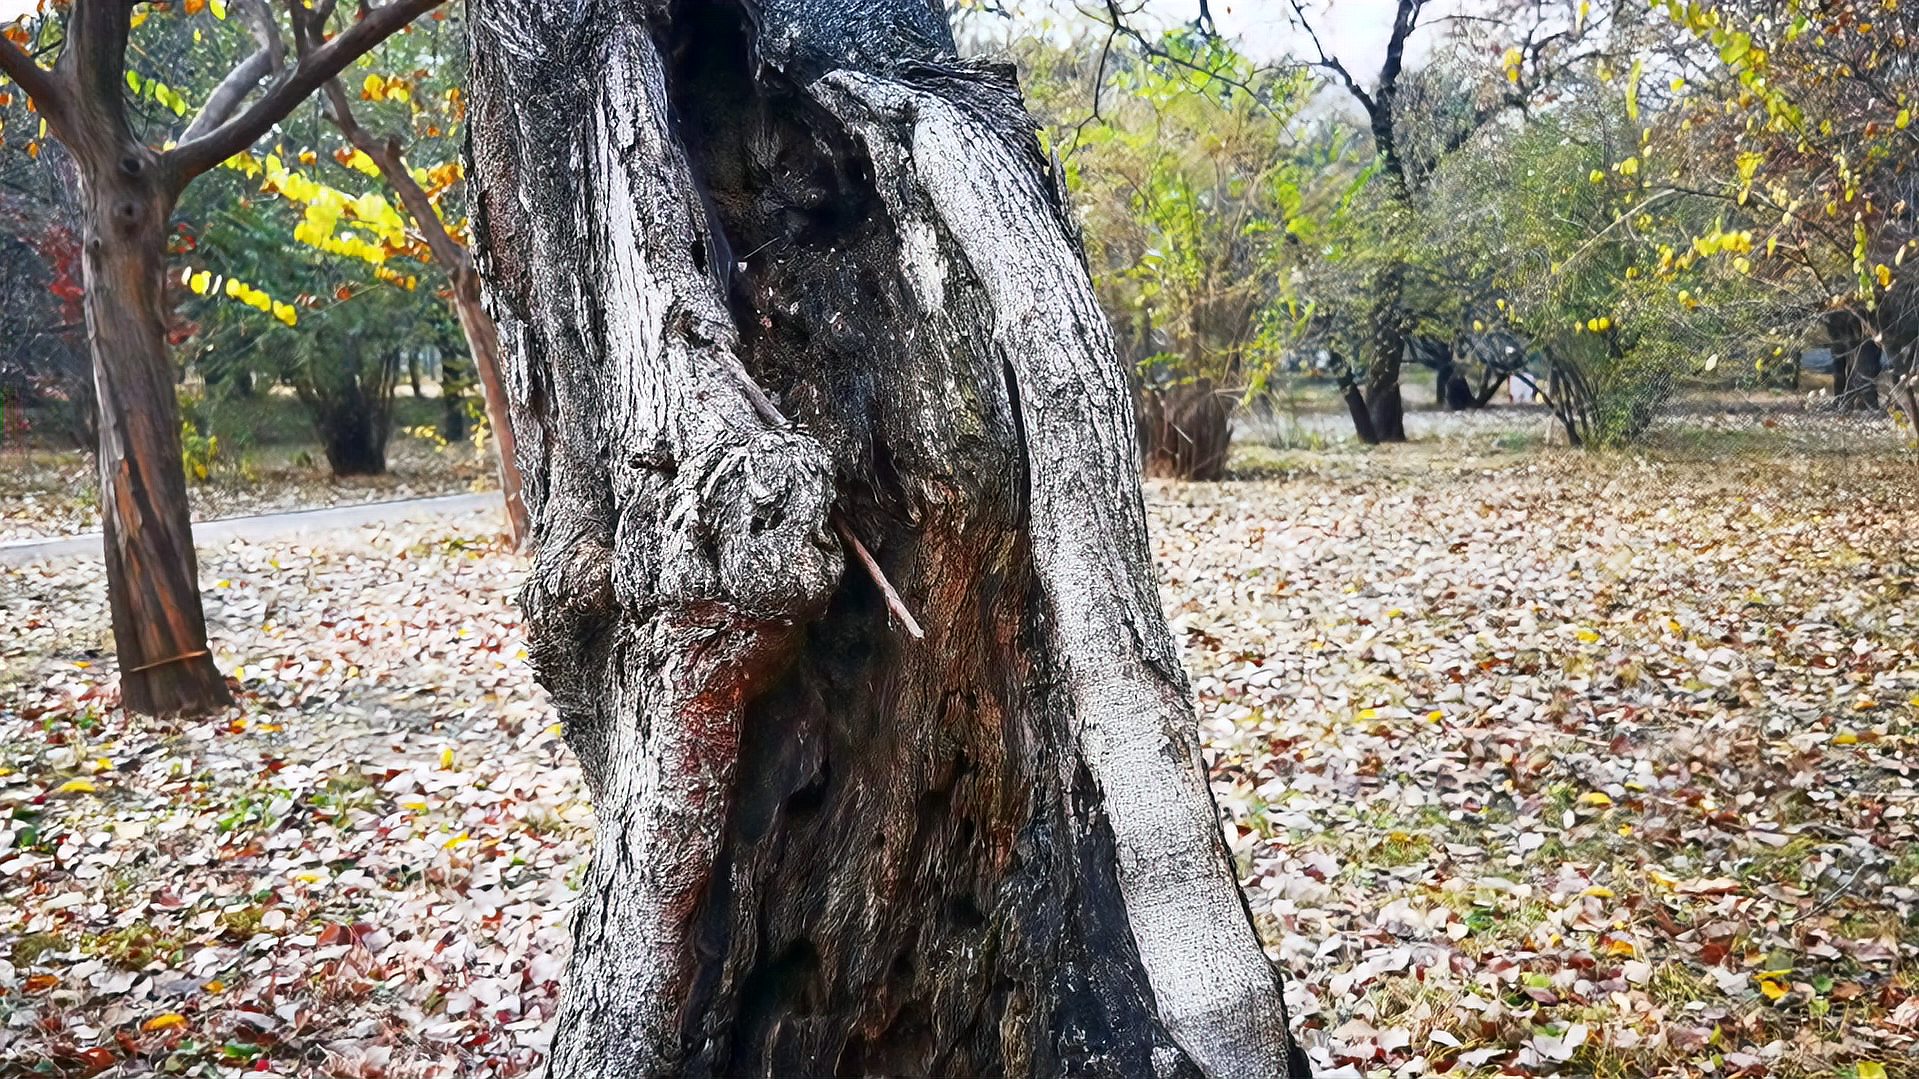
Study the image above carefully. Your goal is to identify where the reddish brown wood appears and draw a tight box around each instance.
[80,157,231,715]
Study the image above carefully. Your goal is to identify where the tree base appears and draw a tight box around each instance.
[120,653,232,717]
[1139,381,1233,481]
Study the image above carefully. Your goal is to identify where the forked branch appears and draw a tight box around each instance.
[165,0,446,186]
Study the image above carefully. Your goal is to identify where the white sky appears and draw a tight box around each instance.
[1,0,1429,70]
[2,0,1447,94]
[987,0,1465,84]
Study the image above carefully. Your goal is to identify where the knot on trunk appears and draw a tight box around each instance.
[651,425,843,622]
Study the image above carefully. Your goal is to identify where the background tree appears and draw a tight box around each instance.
[1637,0,1919,420]
[0,0,444,716]
[465,0,1305,1074]
[298,1,526,539]
[1284,0,1614,443]
[0,138,92,448]
[1017,30,1321,478]
[185,198,455,476]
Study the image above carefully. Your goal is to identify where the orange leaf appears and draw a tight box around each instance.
[141,1013,189,1033]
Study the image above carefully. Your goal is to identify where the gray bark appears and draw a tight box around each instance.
[465,3,1304,1076]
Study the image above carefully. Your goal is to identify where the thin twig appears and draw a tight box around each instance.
[835,518,925,640]
[725,359,925,641]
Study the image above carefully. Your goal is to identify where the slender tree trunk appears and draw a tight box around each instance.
[1848,338,1883,412]
[1327,350,1377,445]
[1365,262,1408,442]
[466,4,1302,1077]
[440,345,470,442]
[317,77,529,546]
[78,156,230,715]
[450,269,527,544]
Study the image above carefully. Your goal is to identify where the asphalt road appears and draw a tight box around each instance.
[0,492,503,566]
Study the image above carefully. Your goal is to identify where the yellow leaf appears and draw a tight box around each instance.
[1582,885,1615,898]
[1875,264,1893,289]
[440,747,455,770]
[1897,110,1911,131]
[57,779,97,794]
[1859,1063,1888,1079]
[1575,628,1600,643]
[1578,791,1613,807]
[1833,732,1859,745]
[141,1013,188,1032]
[1758,978,1787,1001]
[210,0,227,17]
[443,831,470,849]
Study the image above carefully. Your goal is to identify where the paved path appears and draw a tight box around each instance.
[0,493,502,566]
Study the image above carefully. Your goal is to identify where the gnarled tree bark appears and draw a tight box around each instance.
[465,3,1304,1076]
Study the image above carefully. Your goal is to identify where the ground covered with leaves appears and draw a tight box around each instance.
[1,445,1914,1077]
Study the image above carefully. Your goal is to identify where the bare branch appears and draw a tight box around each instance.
[319,74,470,273]
[164,0,446,188]
[1078,0,1301,122]
[1286,0,1379,119]
[180,0,287,142]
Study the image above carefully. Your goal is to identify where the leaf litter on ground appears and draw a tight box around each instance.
[0,444,1914,1077]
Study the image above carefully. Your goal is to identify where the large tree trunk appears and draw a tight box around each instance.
[465,4,1302,1077]
[78,152,230,716]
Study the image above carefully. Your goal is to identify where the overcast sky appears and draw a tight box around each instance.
[982,0,1465,83]
[0,0,1451,91]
